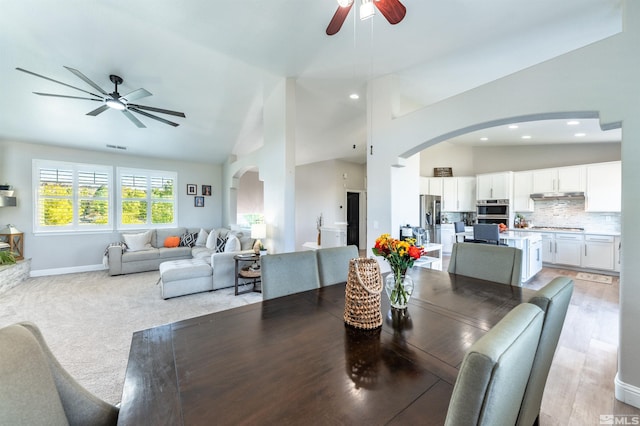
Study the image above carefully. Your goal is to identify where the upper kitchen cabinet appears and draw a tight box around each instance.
[476,172,512,200]
[532,165,585,193]
[585,161,621,212]
[442,177,476,212]
[420,177,443,196]
[513,171,534,212]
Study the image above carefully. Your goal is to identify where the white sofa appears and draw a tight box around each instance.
[107,227,254,290]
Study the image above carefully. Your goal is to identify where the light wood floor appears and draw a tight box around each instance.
[441,254,640,425]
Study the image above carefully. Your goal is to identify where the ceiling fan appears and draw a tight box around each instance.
[15,66,186,128]
[326,0,406,36]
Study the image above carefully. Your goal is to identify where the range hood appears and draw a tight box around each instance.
[530,191,585,201]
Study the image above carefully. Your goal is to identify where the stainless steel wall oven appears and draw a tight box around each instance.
[476,199,509,225]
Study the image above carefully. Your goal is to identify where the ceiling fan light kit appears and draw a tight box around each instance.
[16,66,185,128]
[327,0,406,35]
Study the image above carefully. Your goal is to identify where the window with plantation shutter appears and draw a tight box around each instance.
[117,167,177,228]
[33,160,113,233]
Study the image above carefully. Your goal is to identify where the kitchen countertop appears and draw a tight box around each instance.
[513,228,620,237]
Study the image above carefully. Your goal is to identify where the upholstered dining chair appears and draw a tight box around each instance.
[453,221,466,243]
[445,303,545,426]
[316,245,359,287]
[516,277,574,426]
[261,250,320,300]
[0,322,119,426]
[448,242,523,286]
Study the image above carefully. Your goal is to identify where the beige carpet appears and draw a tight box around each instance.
[0,270,262,404]
[575,272,613,284]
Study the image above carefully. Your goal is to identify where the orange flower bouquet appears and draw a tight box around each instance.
[373,234,423,308]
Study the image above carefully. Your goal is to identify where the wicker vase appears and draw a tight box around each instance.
[343,258,383,329]
[384,271,414,309]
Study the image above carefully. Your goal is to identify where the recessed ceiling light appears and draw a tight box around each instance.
[567,120,580,126]
[480,137,489,141]
[574,133,586,137]
[508,125,519,129]
[349,93,360,100]
[521,135,532,139]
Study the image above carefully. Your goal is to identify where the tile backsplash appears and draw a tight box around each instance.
[517,199,620,233]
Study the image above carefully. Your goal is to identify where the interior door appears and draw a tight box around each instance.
[346,192,359,247]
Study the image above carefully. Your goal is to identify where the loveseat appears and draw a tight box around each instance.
[106,227,254,290]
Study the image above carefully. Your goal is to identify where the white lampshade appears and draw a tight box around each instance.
[0,224,22,234]
[251,223,266,239]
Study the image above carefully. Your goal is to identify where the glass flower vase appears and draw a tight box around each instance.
[385,271,414,309]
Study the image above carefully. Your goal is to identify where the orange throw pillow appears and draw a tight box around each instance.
[164,236,180,248]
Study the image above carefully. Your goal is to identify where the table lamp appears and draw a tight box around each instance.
[251,223,267,254]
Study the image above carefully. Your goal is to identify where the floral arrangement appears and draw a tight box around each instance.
[373,234,424,307]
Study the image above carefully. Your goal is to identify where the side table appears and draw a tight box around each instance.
[234,253,262,296]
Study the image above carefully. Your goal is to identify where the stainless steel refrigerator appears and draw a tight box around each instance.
[420,195,441,244]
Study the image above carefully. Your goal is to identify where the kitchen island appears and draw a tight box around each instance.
[499,231,543,283]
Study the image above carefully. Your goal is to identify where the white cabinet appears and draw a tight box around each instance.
[540,233,555,264]
[442,177,476,212]
[529,238,543,279]
[615,236,621,272]
[476,172,512,200]
[513,171,534,212]
[532,165,585,193]
[427,177,443,196]
[441,224,455,254]
[585,161,621,212]
[553,233,583,267]
[582,234,615,270]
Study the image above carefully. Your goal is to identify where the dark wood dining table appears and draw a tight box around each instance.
[116,267,535,426]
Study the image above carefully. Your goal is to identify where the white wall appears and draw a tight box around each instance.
[0,140,221,273]
[367,0,640,407]
[295,159,365,250]
[420,142,621,176]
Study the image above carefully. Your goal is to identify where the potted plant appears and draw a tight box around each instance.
[0,251,16,266]
[259,243,267,256]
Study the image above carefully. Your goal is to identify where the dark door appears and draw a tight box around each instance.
[347,192,359,247]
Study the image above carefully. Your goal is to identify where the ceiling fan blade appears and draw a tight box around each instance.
[374,0,406,25]
[122,110,146,128]
[86,105,110,116]
[128,107,180,127]
[326,4,353,36]
[127,103,186,118]
[120,88,152,103]
[63,66,109,96]
[33,92,103,102]
[16,67,105,99]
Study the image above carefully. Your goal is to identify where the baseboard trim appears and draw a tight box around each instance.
[615,373,640,409]
[30,264,107,277]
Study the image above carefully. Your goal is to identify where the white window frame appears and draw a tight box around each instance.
[33,159,114,234]
[117,167,178,229]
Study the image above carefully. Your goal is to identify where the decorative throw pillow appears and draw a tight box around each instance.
[206,229,218,249]
[215,236,228,253]
[180,232,198,247]
[164,236,180,248]
[224,234,241,253]
[195,228,208,247]
[122,230,152,252]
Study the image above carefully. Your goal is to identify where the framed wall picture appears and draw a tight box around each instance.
[194,196,204,207]
[187,184,197,195]
[202,185,212,196]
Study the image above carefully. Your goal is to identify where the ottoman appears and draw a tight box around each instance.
[159,259,213,299]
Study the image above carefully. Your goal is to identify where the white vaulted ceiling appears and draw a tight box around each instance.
[0,0,623,165]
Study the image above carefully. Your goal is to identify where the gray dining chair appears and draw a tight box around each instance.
[0,322,119,426]
[316,245,359,287]
[472,223,502,245]
[261,250,320,300]
[516,277,574,426]
[448,242,523,286]
[445,303,545,426]
[453,221,466,243]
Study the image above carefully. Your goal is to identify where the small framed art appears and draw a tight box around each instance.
[194,196,204,207]
[202,185,212,196]
[187,184,197,195]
